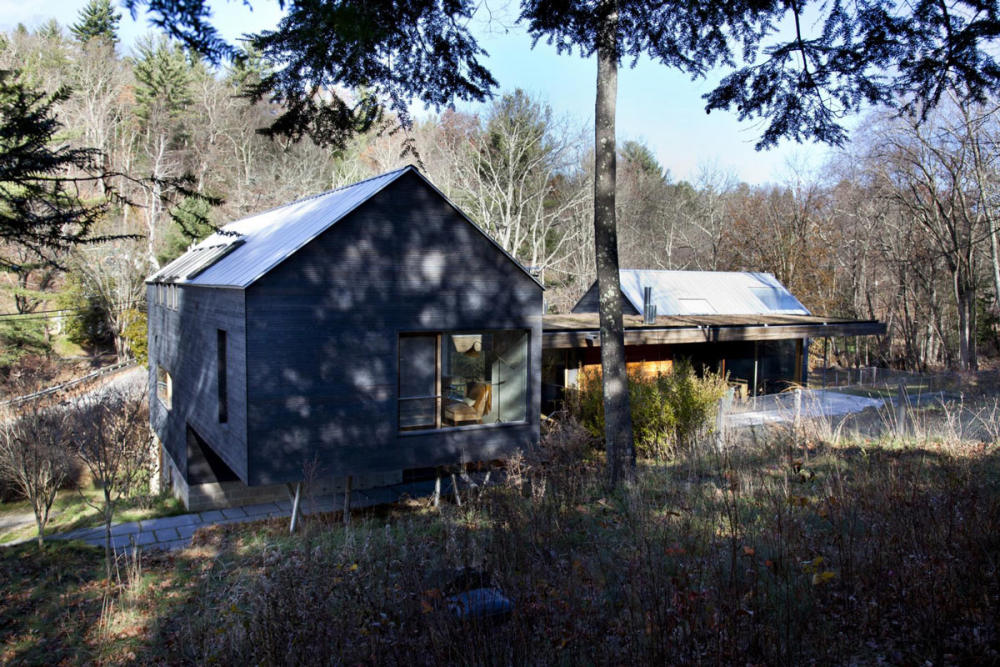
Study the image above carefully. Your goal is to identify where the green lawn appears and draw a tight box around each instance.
[0,487,186,544]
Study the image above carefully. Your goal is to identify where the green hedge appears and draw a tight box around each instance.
[572,358,729,458]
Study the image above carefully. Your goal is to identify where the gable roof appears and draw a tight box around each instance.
[579,270,810,316]
[147,166,542,289]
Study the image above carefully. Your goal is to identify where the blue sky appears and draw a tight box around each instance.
[1,0,842,185]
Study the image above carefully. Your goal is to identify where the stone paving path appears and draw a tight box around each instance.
[5,479,442,552]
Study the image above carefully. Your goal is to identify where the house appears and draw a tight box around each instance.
[147,166,543,511]
[542,270,885,408]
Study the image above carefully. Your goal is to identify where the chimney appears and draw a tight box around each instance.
[643,286,656,324]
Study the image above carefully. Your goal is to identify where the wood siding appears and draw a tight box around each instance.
[148,284,248,482]
[543,320,885,349]
[243,171,543,486]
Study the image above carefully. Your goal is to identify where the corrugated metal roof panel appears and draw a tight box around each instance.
[613,270,810,316]
[147,167,412,288]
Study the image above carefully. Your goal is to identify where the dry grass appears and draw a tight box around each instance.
[2,407,998,664]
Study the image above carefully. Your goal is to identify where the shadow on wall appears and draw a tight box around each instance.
[164,173,541,490]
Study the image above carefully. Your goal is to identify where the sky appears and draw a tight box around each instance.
[0,0,844,186]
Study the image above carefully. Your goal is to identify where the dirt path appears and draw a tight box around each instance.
[0,509,38,536]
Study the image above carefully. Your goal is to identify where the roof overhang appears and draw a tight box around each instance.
[542,313,886,349]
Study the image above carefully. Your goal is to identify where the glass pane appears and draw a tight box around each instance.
[492,331,527,423]
[157,366,172,409]
[441,333,490,425]
[399,397,437,431]
[399,335,437,398]
[440,331,528,425]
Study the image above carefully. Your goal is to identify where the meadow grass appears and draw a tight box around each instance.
[1,406,998,664]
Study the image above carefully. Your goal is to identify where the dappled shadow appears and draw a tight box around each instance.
[152,170,542,504]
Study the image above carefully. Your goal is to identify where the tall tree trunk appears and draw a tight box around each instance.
[594,0,635,487]
[954,269,977,371]
[983,214,1000,318]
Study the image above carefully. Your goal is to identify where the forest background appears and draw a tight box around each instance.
[2,0,1000,383]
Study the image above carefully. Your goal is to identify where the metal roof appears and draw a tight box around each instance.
[145,166,541,290]
[595,270,810,316]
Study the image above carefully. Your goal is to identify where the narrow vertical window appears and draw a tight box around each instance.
[156,366,172,410]
[217,329,228,423]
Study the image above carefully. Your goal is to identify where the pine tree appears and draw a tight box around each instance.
[132,35,194,131]
[0,69,107,267]
[71,0,122,46]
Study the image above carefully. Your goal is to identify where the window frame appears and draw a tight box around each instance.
[397,329,530,433]
[217,329,228,424]
[156,365,173,410]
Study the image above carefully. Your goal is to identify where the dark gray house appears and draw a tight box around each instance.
[147,167,543,510]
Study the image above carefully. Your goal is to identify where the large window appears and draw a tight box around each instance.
[399,331,528,431]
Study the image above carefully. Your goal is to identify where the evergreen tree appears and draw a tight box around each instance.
[71,0,122,45]
[621,141,664,181]
[132,35,194,130]
[0,70,107,267]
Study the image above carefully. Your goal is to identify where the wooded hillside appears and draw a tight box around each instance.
[2,5,999,375]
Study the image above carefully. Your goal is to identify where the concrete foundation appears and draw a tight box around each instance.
[160,442,402,512]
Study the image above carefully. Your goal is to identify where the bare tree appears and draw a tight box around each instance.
[73,238,148,361]
[867,107,989,370]
[439,91,589,281]
[0,398,73,547]
[683,162,738,271]
[74,386,151,578]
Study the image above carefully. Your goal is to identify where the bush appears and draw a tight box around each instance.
[121,309,148,367]
[58,273,110,349]
[573,359,728,458]
[0,320,50,373]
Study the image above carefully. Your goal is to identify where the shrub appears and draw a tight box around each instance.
[573,359,728,458]
[0,319,50,373]
[121,309,148,367]
[58,273,110,349]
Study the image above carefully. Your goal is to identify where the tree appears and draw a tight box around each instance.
[0,69,108,268]
[518,0,787,484]
[73,238,148,361]
[132,35,197,269]
[75,386,150,579]
[446,90,588,281]
[0,397,73,547]
[130,0,1000,485]
[865,106,992,370]
[70,0,121,46]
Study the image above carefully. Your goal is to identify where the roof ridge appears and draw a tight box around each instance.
[216,165,416,233]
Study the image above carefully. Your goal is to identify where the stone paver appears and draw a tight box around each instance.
[154,527,180,541]
[109,521,142,537]
[110,530,156,549]
[5,475,488,553]
[142,514,200,530]
[176,524,199,540]
[242,502,281,517]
